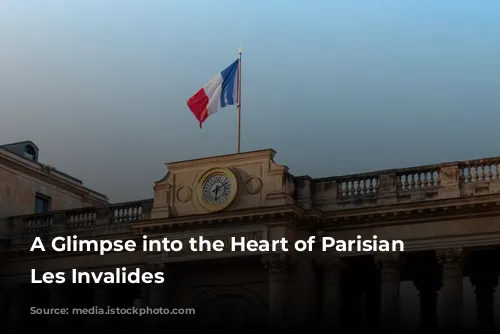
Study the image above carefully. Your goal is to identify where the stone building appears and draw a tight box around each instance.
[0,140,108,217]
[1,148,500,332]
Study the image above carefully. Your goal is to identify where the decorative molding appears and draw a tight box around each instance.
[375,253,404,281]
[166,149,276,170]
[321,200,500,234]
[437,248,466,278]
[245,176,262,195]
[132,204,305,230]
[262,253,290,274]
[176,186,192,203]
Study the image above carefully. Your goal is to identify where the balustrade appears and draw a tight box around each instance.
[397,167,440,190]
[5,156,500,238]
[5,199,153,242]
[337,173,379,197]
[313,155,500,208]
[459,158,500,183]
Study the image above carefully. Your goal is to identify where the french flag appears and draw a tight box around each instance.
[187,60,239,128]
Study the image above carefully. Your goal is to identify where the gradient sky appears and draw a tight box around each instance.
[0,1,499,202]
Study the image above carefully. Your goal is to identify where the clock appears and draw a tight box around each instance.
[197,167,238,212]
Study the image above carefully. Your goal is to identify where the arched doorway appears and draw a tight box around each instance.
[196,294,267,330]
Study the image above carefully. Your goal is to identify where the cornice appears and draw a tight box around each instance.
[317,204,500,231]
[322,193,500,222]
[133,204,305,230]
[166,149,276,170]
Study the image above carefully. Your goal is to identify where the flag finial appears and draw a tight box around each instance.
[238,45,242,54]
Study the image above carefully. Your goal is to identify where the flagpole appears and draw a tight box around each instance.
[237,45,242,154]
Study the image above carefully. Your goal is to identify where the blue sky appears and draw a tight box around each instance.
[0,1,499,201]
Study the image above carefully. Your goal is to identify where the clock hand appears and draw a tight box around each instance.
[212,185,220,195]
[213,185,221,200]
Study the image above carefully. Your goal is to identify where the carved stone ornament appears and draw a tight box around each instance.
[437,248,465,278]
[262,253,290,274]
[245,176,262,195]
[176,185,192,203]
[375,253,403,282]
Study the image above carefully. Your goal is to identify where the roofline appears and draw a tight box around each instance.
[0,147,108,202]
[0,140,39,151]
[166,149,277,170]
[0,146,83,184]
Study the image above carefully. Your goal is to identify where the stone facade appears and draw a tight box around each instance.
[1,149,500,331]
[0,141,108,218]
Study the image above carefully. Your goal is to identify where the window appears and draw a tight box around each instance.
[34,193,51,214]
[24,145,36,160]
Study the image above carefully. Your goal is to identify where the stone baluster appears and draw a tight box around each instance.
[316,257,344,333]
[436,248,465,330]
[262,253,291,330]
[375,253,403,332]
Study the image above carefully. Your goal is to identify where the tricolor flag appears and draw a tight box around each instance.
[187,60,239,128]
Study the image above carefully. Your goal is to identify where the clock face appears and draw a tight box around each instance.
[202,174,231,205]
[197,168,238,212]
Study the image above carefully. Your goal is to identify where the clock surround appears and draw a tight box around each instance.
[196,167,238,212]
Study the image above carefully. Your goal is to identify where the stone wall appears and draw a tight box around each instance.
[0,149,108,217]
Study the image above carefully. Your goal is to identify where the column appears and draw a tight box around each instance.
[48,284,66,330]
[0,289,4,325]
[138,283,151,330]
[469,259,498,332]
[93,283,110,327]
[6,284,23,331]
[262,253,291,330]
[316,257,343,333]
[146,264,169,331]
[437,248,465,330]
[293,256,317,330]
[147,283,165,330]
[375,253,403,332]
[413,262,441,331]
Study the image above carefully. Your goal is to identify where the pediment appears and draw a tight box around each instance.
[151,149,296,219]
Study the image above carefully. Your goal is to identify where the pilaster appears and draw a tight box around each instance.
[316,257,344,333]
[262,253,291,329]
